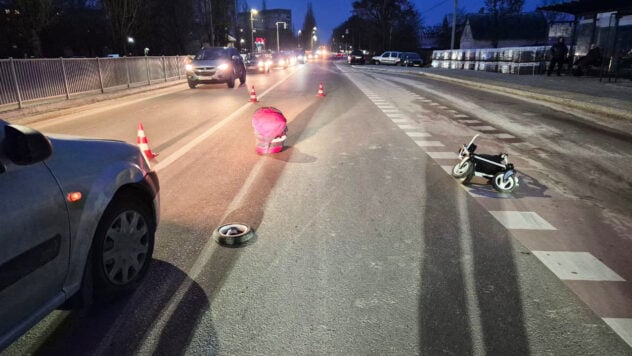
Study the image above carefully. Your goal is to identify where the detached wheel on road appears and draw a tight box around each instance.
[492,172,518,193]
[91,193,155,299]
[452,160,473,178]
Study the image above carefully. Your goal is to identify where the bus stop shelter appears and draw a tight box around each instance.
[538,0,632,80]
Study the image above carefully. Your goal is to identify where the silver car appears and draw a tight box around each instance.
[0,121,160,350]
[371,51,402,65]
[185,47,247,89]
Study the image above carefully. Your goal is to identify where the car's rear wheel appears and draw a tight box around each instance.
[91,192,155,299]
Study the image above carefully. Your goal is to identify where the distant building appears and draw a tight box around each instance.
[460,13,548,49]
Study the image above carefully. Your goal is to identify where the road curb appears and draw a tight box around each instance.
[416,72,632,122]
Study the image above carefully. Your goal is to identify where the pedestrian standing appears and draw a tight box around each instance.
[548,37,568,76]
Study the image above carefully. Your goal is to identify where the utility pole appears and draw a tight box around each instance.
[451,0,458,49]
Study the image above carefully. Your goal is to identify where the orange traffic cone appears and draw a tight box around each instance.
[137,122,159,160]
[317,82,326,97]
[249,86,259,102]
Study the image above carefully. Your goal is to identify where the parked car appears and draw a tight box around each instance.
[348,49,367,64]
[185,47,247,88]
[245,53,272,73]
[400,52,423,67]
[0,120,160,351]
[371,51,402,65]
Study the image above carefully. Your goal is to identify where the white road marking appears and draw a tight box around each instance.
[407,132,432,137]
[603,319,632,348]
[494,133,516,139]
[398,124,416,130]
[532,251,625,282]
[459,119,482,124]
[454,114,469,118]
[489,211,557,230]
[392,118,409,123]
[387,113,406,118]
[426,152,458,159]
[154,75,294,172]
[415,141,445,147]
[441,165,453,174]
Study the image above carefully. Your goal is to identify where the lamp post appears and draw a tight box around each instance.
[250,9,258,53]
[275,21,287,53]
[298,30,302,49]
[311,27,317,51]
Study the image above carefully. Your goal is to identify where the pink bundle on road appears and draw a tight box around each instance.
[252,107,288,154]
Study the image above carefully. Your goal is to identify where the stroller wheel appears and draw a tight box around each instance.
[492,172,517,193]
[452,160,473,178]
[460,162,475,185]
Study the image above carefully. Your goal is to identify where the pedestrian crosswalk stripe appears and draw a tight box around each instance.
[427,152,457,159]
[489,211,557,230]
[459,119,482,124]
[407,132,431,137]
[532,251,625,282]
[603,319,632,348]
[398,124,416,130]
[415,141,445,147]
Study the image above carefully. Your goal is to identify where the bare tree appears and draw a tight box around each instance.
[11,0,55,57]
[101,0,143,54]
[485,0,524,47]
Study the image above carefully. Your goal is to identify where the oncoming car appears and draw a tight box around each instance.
[0,121,160,350]
[185,47,247,88]
[245,53,272,73]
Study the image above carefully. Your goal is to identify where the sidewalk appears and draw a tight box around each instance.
[417,68,632,121]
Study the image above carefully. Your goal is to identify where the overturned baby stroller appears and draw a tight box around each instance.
[252,107,288,154]
[451,134,519,193]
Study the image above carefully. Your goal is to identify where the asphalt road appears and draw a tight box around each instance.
[4,61,631,355]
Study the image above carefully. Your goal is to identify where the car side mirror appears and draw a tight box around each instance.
[3,124,52,165]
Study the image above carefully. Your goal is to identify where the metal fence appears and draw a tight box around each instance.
[0,56,187,109]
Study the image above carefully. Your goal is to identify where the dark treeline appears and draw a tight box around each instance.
[0,0,237,58]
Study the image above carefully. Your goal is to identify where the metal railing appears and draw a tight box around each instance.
[0,56,187,109]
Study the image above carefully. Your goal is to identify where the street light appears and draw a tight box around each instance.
[298,30,302,49]
[250,9,258,53]
[275,21,287,53]
[311,27,317,51]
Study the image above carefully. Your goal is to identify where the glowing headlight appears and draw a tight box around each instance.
[185,64,193,71]
[218,63,229,71]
